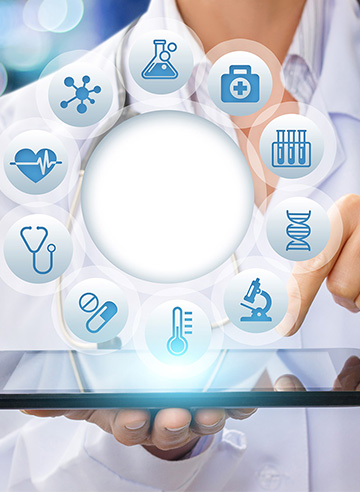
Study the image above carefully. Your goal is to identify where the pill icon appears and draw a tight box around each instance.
[64,279,128,344]
[79,292,99,313]
[86,301,118,333]
[78,291,118,334]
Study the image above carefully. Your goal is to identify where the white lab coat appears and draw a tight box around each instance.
[0,0,360,490]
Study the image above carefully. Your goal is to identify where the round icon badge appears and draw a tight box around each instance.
[145,300,211,365]
[129,30,194,94]
[208,51,273,116]
[48,62,113,127]
[267,197,331,261]
[4,130,68,194]
[64,278,129,344]
[224,269,288,334]
[260,113,324,179]
[4,215,73,283]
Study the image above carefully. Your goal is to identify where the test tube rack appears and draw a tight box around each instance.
[272,129,312,168]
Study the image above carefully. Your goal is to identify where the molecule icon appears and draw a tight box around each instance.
[60,75,102,114]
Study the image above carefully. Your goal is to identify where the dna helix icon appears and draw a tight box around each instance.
[286,210,312,251]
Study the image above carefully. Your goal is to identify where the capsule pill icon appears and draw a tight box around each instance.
[79,292,118,334]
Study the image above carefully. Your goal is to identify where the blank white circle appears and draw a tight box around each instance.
[82,111,254,283]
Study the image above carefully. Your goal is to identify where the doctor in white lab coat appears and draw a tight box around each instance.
[1,0,360,490]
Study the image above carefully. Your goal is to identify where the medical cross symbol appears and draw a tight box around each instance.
[233,80,248,96]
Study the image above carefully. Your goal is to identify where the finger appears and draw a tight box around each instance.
[151,408,193,451]
[192,409,226,435]
[326,229,360,312]
[333,356,360,391]
[20,410,68,418]
[274,374,306,392]
[20,410,112,427]
[277,197,351,336]
[20,410,101,421]
[226,408,257,420]
[105,409,151,446]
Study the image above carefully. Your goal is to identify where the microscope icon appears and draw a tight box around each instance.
[240,277,272,322]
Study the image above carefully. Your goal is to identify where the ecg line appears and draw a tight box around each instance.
[11,150,62,176]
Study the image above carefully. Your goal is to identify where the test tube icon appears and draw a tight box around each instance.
[287,130,296,165]
[298,130,307,165]
[276,130,285,165]
[272,128,312,168]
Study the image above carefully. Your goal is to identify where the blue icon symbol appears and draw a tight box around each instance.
[60,75,102,114]
[286,210,312,251]
[79,292,118,334]
[272,129,312,168]
[19,226,56,275]
[221,65,260,103]
[240,277,272,322]
[4,215,72,284]
[142,40,178,80]
[167,306,192,356]
[9,148,62,184]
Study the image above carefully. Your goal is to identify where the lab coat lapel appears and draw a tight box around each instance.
[269,0,360,205]
[318,0,360,121]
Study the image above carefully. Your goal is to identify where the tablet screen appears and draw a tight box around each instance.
[1,349,360,408]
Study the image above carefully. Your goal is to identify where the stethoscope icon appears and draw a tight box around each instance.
[20,226,56,275]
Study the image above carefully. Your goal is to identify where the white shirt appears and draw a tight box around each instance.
[1,0,360,490]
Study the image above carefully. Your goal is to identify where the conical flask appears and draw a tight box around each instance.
[142,40,178,80]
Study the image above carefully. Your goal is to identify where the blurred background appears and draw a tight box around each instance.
[0,0,150,95]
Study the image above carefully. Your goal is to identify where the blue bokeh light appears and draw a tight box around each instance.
[38,0,68,31]
[0,0,150,94]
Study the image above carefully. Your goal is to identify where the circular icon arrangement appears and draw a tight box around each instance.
[4,130,68,194]
[267,197,331,261]
[48,62,114,127]
[224,269,288,334]
[128,30,194,94]
[4,214,73,283]
[145,300,211,365]
[260,113,324,179]
[64,278,129,343]
[208,51,273,116]
[1,33,335,365]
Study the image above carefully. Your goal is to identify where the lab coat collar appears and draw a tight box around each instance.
[272,0,359,203]
[286,0,325,80]
[144,0,208,114]
[317,0,360,120]
[144,0,205,68]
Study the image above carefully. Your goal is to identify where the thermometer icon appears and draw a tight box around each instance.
[167,307,192,356]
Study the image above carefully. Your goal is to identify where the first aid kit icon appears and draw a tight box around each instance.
[221,65,260,103]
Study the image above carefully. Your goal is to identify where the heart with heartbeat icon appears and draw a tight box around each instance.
[10,148,62,183]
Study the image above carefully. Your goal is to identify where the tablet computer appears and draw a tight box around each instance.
[1,348,360,409]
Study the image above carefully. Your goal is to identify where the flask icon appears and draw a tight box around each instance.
[286,210,312,251]
[142,40,178,80]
